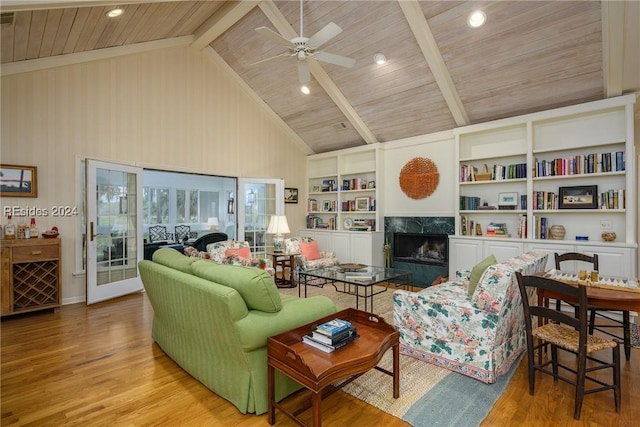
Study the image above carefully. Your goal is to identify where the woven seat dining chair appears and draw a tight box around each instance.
[515,272,620,420]
[554,252,631,360]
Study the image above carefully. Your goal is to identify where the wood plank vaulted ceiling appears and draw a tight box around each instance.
[2,0,639,154]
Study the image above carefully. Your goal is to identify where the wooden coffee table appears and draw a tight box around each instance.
[267,308,399,427]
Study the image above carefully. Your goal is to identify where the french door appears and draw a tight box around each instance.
[86,160,144,304]
[237,178,284,256]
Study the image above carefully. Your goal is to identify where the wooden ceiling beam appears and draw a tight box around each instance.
[190,1,259,52]
[398,0,469,126]
[601,0,624,97]
[258,0,378,144]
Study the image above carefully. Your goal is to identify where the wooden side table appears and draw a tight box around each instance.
[267,308,399,426]
[269,252,299,288]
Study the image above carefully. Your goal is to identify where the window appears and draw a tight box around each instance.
[143,187,169,224]
[176,189,199,223]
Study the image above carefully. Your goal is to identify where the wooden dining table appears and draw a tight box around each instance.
[536,271,640,360]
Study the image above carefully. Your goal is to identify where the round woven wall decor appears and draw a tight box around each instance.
[399,157,440,199]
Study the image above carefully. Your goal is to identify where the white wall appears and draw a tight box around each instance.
[381,130,456,217]
[1,46,309,304]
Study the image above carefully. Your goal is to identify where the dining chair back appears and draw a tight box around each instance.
[554,252,631,360]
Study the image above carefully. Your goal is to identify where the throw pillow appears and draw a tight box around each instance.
[299,240,321,260]
[467,254,498,298]
[225,246,251,260]
[191,260,282,313]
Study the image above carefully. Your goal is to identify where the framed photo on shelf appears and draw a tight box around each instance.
[0,164,37,197]
[322,200,332,212]
[355,197,370,211]
[559,185,598,209]
[498,192,518,206]
[367,180,376,189]
[285,187,298,204]
[311,185,321,193]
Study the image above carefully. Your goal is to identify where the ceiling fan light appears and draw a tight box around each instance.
[106,8,124,18]
[467,10,486,28]
[300,85,310,95]
[373,53,387,64]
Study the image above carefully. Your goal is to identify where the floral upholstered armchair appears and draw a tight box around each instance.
[393,251,548,384]
[284,237,339,283]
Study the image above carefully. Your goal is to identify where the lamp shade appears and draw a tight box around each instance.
[267,215,290,235]
[208,217,219,231]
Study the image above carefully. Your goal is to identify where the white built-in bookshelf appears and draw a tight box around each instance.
[450,94,637,278]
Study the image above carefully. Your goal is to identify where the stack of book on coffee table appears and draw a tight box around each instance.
[302,318,359,353]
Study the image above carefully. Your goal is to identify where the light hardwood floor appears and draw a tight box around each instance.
[1,293,638,426]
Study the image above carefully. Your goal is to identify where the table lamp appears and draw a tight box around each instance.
[208,217,219,231]
[267,215,290,253]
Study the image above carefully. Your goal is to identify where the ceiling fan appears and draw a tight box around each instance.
[252,0,356,84]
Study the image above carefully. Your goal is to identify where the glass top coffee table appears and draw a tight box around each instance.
[299,265,412,313]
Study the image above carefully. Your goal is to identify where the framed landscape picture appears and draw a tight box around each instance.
[355,197,370,211]
[0,164,37,197]
[559,185,598,209]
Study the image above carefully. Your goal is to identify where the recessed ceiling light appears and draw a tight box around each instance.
[300,85,310,95]
[467,10,486,28]
[373,53,387,65]
[106,8,124,18]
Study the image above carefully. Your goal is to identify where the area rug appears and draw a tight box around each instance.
[279,284,518,427]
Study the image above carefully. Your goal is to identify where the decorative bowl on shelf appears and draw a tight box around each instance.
[601,232,616,242]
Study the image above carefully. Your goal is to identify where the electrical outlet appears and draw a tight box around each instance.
[600,220,613,230]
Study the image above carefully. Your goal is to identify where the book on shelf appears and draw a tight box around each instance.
[485,222,509,237]
[321,179,337,192]
[315,318,352,337]
[517,214,527,238]
[312,326,358,345]
[534,151,625,177]
[302,332,359,353]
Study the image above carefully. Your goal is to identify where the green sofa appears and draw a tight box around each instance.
[138,248,337,414]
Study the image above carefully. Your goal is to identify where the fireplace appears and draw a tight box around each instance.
[393,233,448,267]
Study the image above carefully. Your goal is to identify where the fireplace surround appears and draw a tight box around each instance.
[393,233,448,266]
[384,216,454,287]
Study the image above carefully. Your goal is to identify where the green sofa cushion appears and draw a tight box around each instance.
[467,253,497,297]
[191,260,282,313]
[152,248,199,274]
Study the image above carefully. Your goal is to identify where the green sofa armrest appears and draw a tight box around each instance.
[235,295,337,352]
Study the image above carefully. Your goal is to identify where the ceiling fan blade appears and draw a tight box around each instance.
[298,60,311,84]
[314,51,356,68]
[255,26,291,46]
[250,52,290,66]
[308,22,342,49]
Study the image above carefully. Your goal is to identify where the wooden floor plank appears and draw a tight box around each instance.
[1,293,638,426]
